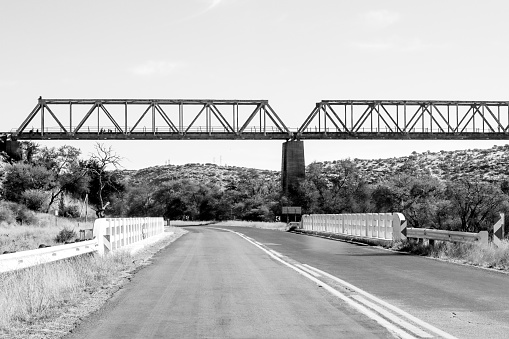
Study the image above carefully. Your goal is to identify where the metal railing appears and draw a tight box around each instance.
[406,228,488,246]
[0,217,164,273]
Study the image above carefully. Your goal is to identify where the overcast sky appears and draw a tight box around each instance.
[1,0,509,170]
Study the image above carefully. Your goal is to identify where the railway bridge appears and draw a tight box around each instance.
[3,97,509,196]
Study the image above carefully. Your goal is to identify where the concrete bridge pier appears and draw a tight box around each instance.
[281,140,305,196]
[0,135,21,161]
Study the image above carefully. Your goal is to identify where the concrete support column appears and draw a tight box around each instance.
[0,135,21,161]
[281,140,305,197]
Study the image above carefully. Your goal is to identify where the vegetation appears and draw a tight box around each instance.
[393,240,509,270]
[0,252,133,333]
[2,142,509,236]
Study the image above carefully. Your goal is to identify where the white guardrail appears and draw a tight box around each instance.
[301,213,495,246]
[0,217,164,273]
[301,213,407,241]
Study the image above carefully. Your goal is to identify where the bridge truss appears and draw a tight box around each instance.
[297,100,509,139]
[7,98,509,140]
[15,98,291,140]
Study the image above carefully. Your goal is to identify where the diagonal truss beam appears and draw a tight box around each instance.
[16,98,291,138]
[13,98,509,140]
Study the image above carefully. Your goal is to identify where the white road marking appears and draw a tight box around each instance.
[295,264,322,277]
[269,250,284,258]
[302,264,458,339]
[351,295,432,338]
[211,228,421,339]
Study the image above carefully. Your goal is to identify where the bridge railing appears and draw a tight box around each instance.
[405,228,488,246]
[301,213,497,247]
[0,217,165,273]
[93,217,164,255]
[17,125,291,135]
[301,213,406,241]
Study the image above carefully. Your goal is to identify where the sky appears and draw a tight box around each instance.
[1,0,509,170]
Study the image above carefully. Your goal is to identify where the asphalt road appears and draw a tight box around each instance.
[65,227,394,339]
[65,226,509,339]
[223,226,509,339]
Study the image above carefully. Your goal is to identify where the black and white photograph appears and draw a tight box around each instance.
[1,1,509,338]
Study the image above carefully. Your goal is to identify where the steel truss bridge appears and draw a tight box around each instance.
[6,98,509,140]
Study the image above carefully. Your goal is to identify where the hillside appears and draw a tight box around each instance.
[119,145,509,189]
[121,163,280,189]
[318,144,509,185]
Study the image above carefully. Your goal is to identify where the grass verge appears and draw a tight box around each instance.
[393,239,509,271]
[0,227,186,339]
[1,217,94,253]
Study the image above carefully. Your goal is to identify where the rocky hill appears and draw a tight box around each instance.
[320,144,509,184]
[119,145,509,188]
[120,163,280,189]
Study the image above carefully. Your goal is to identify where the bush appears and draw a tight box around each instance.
[0,201,37,225]
[58,204,81,218]
[22,189,48,212]
[0,201,16,224]
[55,227,77,243]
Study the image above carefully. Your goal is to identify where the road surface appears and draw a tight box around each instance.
[65,226,509,338]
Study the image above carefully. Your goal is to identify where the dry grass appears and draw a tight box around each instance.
[0,226,187,339]
[0,251,134,337]
[394,239,509,271]
[430,240,509,270]
[213,220,288,231]
[0,216,94,253]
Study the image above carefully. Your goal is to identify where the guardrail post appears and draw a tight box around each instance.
[392,213,407,241]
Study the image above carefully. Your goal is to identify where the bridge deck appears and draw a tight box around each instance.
[5,98,509,140]
[4,131,509,140]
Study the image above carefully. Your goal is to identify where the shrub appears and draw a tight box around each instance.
[0,201,16,224]
[58,202,81,218]
[22,189,48,212]
[0,201,37,225]
[55,227,77,243]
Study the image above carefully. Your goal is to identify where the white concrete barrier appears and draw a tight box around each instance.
[94,217,164,256]
[302,213,405,241]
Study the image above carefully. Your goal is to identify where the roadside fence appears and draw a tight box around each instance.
[300,213,504,247]
[301,213,406,242]
[0,217,164,273]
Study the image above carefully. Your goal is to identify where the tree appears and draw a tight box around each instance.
[295,160,369,214]
[85,143,124,217]
[32,145,90,212]
[445,179,508,232]
[2,163,54,203]
[124,184,156,217]
[374,174,445,228]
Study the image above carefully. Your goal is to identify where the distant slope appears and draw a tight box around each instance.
[121,163,280,189]
[320,144,509,184]
[119,145,509,188]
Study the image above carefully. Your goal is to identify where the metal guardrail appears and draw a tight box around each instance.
[0,240,98,273]
[406,228,488,246]
[0,217,164,273]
